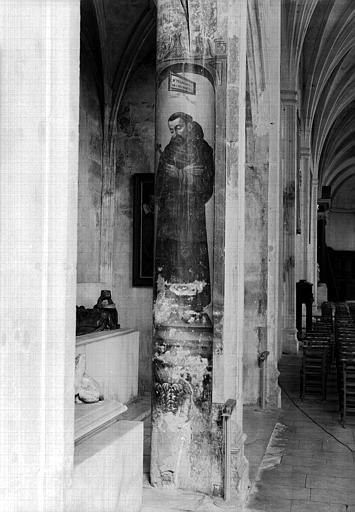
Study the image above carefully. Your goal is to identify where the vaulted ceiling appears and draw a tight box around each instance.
[80,0,156,136]
[283,0,355,206]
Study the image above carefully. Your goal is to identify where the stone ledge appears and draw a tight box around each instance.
[76,327,136,346]
[75,399,127,445]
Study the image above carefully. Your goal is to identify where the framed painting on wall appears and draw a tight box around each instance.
[132,173,154,286]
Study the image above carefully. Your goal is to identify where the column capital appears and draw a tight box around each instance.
[300,126,311,147]
[281,89,298,105]
[300,146,311,158]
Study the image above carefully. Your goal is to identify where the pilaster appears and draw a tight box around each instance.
[265,0,282,405]
[245,0,282,407]
[99,89,117,285]
[222,0,249,502]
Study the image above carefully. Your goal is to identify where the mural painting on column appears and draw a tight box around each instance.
[151,0,218,491]
[155,109,214,322]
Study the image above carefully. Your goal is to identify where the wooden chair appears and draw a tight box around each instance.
[300,345,328,401]
[340,358,355,426]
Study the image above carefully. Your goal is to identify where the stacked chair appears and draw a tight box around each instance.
[334,303,355,426]
[300,303,333,401]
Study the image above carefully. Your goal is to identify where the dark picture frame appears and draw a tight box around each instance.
[132,173,154,286]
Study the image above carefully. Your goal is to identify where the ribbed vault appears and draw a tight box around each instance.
[81,0,156,141]
[284,0,355,205]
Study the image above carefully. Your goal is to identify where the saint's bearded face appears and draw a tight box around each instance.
[168,117,192,145]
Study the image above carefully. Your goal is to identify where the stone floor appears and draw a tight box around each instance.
[141,355,355,511]
[246,355,355,512]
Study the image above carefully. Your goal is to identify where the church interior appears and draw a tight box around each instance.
[2,0,355,511]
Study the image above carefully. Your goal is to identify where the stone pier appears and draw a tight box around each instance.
[281,90,299,354]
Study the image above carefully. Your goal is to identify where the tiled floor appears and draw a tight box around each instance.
[246,355,355,512]
[141,354,355,511]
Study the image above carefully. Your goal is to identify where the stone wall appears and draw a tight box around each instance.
[113,52,156,393]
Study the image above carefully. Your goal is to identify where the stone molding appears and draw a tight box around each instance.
[281,89,298,105]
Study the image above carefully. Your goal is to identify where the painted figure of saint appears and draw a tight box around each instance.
[155,111,214,311]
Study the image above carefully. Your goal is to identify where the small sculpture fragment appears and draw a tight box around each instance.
[95,290,119,329]
[76,290,120,335]
[75,353,103,403]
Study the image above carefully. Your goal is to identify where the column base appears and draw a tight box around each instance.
[151,324,214,493]
[282,327,299,354]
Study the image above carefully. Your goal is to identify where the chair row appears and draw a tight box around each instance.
[334,304,355,426]
[300,306,333,401]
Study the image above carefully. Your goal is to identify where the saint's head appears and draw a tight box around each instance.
[168,112,193,144]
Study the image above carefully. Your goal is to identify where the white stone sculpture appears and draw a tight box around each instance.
[75,353,103,403]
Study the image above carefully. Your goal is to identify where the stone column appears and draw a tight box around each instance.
[281,90,298,353]
[0,2,80,511]
[318,209,329,284]
[300,143,311,281]
[151,0,249,498]
[311,177,319,308]
[151,0,218,493]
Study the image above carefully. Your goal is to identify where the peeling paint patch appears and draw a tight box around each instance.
[154,275,211,325]
[152,323,214,490]
[169,280,207,296]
